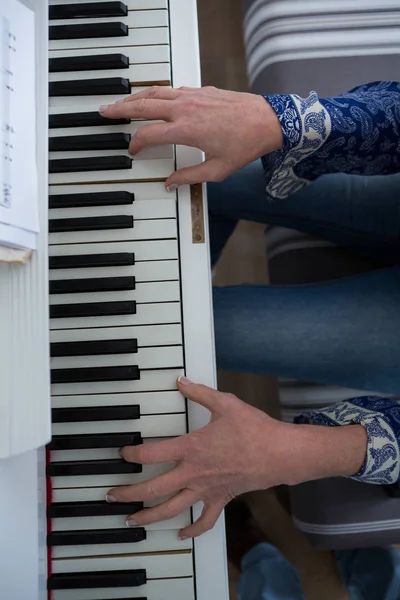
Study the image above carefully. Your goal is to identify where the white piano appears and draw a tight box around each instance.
[0,1,229,598]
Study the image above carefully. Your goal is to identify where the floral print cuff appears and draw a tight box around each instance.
[294,396,400,485]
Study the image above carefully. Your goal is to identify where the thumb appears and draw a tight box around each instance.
[177,376,234,415]
[166,159,225,190]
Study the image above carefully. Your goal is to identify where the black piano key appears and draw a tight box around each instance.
[48,432,142,450]
[49,133,131,152]
[48,569,147,590]
[47,459,142,477]
[51,365,140,384]
[49,111,130,129]
[52,405,140,422]
[48,527,146,547]
[50,276,135,294]
[49,22,129,41]
[50,300,137,319]
[49,53,129,73]
[49,215,133,232]
[49,190,134,209]
[49,2,128,20]
[49,76,131,96]
[49,155,132,174]
[49,253,135,270]
[51,338,138,357]
[48,500,143,519]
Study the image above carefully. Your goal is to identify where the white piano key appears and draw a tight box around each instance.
[51,122,135,136]
[51,511,190,533]
[51,323,182,346]
[51,346,183,372]
[51,441,176,463]
[51,552,193,578]
[51,367,184,396]
[51,460,174,488]
[50,63,170,84]
[49,181,172,201]
[50,27,169,51]
[49,239,178,261]
[49,0,168,9]
[52,447,141,462]
[50,122,166,139]
[52,486,164,503]
[50,281,181,306]
[50,261,179,283]
[51,389,186,413]
[50,441,181,463]
[51,412,186,438]
[49,87,149,111]
[49,199,177,221]
[51,301,182,330]
[50,10,168,28]
[49,217,177,244]
[51,578,195,600]
[49,157,173,185]
[50,44,170,65]
[52,529,191,559]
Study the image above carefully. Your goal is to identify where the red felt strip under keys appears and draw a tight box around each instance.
[46,448,52,600]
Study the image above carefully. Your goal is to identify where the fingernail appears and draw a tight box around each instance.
[166,184,178,193]
[99,105,109,113]
[126,518,138,527]
[116,98,125,103]
[179,534,189,540]
[106,494,117,503]
[178,375,192,385]
[118,447,124,458]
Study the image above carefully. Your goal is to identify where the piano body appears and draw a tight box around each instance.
[0,0,229,598]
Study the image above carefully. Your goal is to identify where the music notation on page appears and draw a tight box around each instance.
[0,0,38,251]
[1,20,16,209]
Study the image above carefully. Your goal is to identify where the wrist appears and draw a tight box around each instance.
[281,422,368,486]
[263,99,284,152]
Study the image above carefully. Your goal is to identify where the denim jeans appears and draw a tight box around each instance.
[237,543,400,600]
[208,162,400,394]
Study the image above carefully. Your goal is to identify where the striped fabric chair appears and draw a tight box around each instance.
[242,0,400,549]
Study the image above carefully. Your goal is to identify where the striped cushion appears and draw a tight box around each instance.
[265,226,382,284]
[243,0,400,96]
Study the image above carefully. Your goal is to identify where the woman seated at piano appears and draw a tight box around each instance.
[100,81,400,540]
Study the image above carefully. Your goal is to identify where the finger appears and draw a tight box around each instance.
[99,98,174,121]
[106,465,189,503]
[118,86,183,103]
[129,123,175,154]
[179,500,226,539]
[120,437,186,464]
[165,159,226,190]
[177,375,233,415]
[126,489,198,527]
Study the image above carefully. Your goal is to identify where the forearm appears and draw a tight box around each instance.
[283,423,367,487]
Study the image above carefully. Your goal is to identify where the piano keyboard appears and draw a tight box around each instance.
[46,1,228,599]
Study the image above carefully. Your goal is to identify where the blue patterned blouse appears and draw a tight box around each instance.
[263,81,400,485]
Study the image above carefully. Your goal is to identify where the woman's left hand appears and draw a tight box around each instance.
[106,376,295,539]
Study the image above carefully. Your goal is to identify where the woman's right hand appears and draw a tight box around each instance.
[99,85,283,189]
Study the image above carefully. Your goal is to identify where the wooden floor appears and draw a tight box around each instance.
[195,2,350,599]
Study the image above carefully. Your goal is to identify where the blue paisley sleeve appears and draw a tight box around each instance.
[263,81,400,200]
[294,396,400,485]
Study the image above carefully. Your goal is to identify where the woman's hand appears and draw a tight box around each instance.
[105,376,366,539]
[106,376,293,539]
[99,86,283,189]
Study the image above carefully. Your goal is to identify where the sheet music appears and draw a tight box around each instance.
[0,0,38,249]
